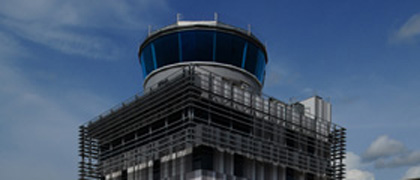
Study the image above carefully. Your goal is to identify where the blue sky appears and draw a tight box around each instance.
[0,0,420,179]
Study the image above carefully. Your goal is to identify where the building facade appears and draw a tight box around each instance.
[79,20,346,180]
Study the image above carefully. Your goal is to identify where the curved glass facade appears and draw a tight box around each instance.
[139,30,267,83]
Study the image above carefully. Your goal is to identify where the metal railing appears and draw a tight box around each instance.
[79,65,346,180]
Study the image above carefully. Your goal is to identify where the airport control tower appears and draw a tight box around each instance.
[79,19,346,180]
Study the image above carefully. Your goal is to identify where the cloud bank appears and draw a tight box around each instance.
[362,135,406,162]
[391,13,420,44]
[347,169,375,180]
[0,0,168,59]
[0,0,169,180]
[0,36,114,179]
[362,135,420,169]
[401,165,420,180]
[375,151,420,169]
[345,152,375,180]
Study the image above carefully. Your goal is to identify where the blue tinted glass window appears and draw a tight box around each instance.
[141,44,155,75]
[215,32,245,67]
[140,30,266,83]
[244,43,259,75]
[255,50,266,82]
[153,33,179,68]
[181,31,213,62]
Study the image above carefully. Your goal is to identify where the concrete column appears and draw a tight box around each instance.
[180,156,185,180]
[272,165,278,180]
[140,167,145,180]
[259,163,264,180]
[127,167,134,180]
[172,155,177,177]
[244,158,252,179]
[224,152,231,175]
[251,160,256,180]
[161,160,167,179]
[224,152,228,175]
[215,150,224,173]
[278,166,285,180]
[148,163,153,180]
[167,159,172,179]
[134,165,138,180]
[229,153,234,175]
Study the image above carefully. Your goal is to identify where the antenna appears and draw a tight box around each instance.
[176,13,181,23]
[148,25,151,36]
[214,12,218,22]
[247,24,251,35]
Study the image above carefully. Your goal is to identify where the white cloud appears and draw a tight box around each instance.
[0,31,28,62]
[376,151,420,169]
[0,59,114,180]
[1,18,119,59]
[360,135,420,169]
[402,165,420,180]
[0,62,77,179]
[345,152,375,180]
[346,152,363,170]
[0,0,167,28]
[0,18,116,180]
[362,135,406,162]
[391,13,420,43]
[0,0,169,59]
[347,169,375,180]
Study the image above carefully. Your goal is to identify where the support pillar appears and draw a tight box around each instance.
[278,166,285,180]
[272,165,278,180]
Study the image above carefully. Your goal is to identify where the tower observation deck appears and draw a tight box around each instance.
[79,20,346,180]
[139,21,267,92]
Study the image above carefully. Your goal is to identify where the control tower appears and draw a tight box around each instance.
[79,20,346,180]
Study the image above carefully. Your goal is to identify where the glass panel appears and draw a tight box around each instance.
[153,33,179,68]
[244,43,258,75]
[181,31,213,62]
[192,146,214,171]
[141,44,155,75]
[140,30,266,83]
[215,32,245,67]
[256,50,266,82]
[245,43,266,82]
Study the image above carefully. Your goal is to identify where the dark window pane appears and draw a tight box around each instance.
[245,43,258,75]
[306,173,315,180]
[234,154,245,177]
[255,50,266,82]
[181,31,213,62]
[121,169,127,180]
[141,44,155,75]
[245,43,266,82]
[193,146,214,171]
[215,32,245,67]
[286,168,295,180]
[140,55,147,77]
[153,33,179,68]
[153,160,160,180]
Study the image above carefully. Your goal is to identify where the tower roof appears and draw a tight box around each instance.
[138,20,268,84]
[140,20,267,60]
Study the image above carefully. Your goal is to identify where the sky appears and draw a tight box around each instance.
[0,0,419,179]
